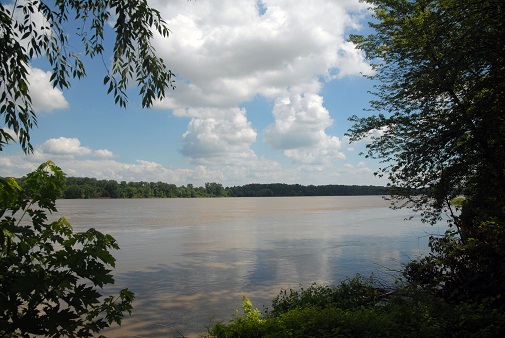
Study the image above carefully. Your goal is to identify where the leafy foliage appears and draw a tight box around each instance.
[0,0,174,153]
[404,223,505,330]
[347,0,505,230]
[29,177,389,199]
[347,0,505,307]
[344,0,505,335]
[0,161,134,337]
[206,275,505,337]
[268,275,386,317]
[5,177,391,198]
[206,276,457,338]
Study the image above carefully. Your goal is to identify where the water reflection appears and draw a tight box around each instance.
[52,197,445,337]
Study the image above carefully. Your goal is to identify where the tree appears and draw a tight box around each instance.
[348,0,504,230]
[1,161,135,336]
[347,0,505,318]
[205,182,225,197]
[1,0,174,153]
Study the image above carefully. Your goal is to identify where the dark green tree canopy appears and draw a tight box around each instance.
[0,161,135,336]
[0,0,174,153]
[348,0,505,232]
[347,0,505,316]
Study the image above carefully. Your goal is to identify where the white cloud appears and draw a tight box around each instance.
[39,137,91,157]
[0,142,288,186]
[149,0,371,167]
[28,68,69,113]
[0,1,385,187]
[0,156,37,177]
[5,155,373,186]
[32,137,116,160]
[91,149,116,159]
[263,93,345,163]
[351,161,373,174]
[177,107,257,164]
[0,136,385,186]
[153,0,370,108]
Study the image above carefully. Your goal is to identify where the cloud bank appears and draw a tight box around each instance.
[2,0,384,186]
[150,0,372,174]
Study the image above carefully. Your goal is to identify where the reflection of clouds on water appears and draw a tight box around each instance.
[102,234,436,337]
[52,197,446,337]
[102,264,245,337]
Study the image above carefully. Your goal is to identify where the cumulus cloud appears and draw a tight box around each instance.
[177,107,257,163]
[0,137,384,186]
[0,141,290,186]
[153,0,370,107]
[28,68,69,113]
[39,137,91,157]
[150,0,371,166]
[263,94,345,163]
[34,137,116,160]
[1,1,384,186]
[345,161,372,173]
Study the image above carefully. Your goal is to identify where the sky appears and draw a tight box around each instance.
[1,0,387,187]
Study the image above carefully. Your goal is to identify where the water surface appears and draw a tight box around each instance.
[53,196,445,337]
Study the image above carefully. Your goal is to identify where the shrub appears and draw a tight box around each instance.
[0,161,134,337]
[206,275,452,338]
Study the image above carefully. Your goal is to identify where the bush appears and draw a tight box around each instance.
[269,275,385,316]
[205,275,452,338]
[0,161,134,337]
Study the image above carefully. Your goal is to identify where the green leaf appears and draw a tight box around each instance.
[1,161,134,336]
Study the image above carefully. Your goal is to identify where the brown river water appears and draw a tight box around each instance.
[52,196,446,337]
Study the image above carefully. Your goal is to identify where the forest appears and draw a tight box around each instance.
[46,177,390,199]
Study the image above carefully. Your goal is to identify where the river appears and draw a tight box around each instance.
[53,196,446,337]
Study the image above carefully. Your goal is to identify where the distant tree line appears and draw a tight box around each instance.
[61,177,223,199]
[8,176,390,199]
[227,183,389,197]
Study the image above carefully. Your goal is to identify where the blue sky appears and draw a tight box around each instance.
[1,0,387,187]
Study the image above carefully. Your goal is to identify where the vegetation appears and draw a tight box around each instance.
[207,0,505,336]
[4,177,391,199]
[1,161,134,337]
[347,0,505,325]
[206,274,505,338]
[227,183,389,197]
[347,0,505,230]
[1,1,174,336]
[53,178,390,199]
